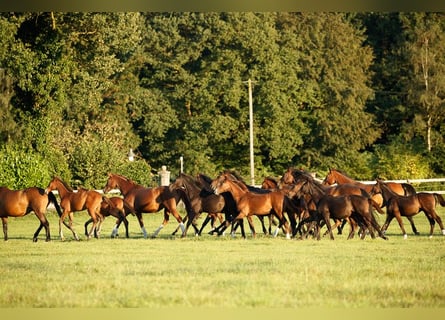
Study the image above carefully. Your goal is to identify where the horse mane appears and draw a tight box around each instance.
[222,170,245,183]
[54,176,73,192]
[179,173,201,189]
[197,173,213,185]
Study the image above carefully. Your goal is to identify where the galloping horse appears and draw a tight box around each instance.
[211,172,292,239]
[279,167,376,235]
[169,173,225,235]
[84,197,133,238]
[196,173,239,236]
[288,177,387,240]
[370,178,445,239]
[323,168,416,207]
[45,177,105,240]
[0,186,63,241]
[102,173,192,238]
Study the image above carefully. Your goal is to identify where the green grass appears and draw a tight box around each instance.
[1,206,445,307]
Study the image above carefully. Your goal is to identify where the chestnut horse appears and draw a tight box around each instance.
[322,168,416,207]
[0,186,63,241]
[103,173,193,238]
[45,177,105,240]
[211,172,292,239]
[370,178,445,239]
[84,197,133,238]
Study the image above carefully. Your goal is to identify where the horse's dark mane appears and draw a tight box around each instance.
[54,176,73,192]
[197,173,213,185]
[179,173,202,191]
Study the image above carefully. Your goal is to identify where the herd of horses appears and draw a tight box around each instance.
[1,168,445,242]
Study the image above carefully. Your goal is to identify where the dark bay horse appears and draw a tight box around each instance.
[169,173,225,236]
[45,177,105,240]
[288,177,387,240]
[84,196,133,238]
[103,173,193,238]
[279,167,376,235]
[0,186,63,241]
[211,172,292,239]
[370,178,445,239]
[196,173,239,236]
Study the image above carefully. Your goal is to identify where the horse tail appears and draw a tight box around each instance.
[402,183,417,196]
[370,199,384,214]
[368,198,388,240]
[433,193,445,207]
[47,191,63,218]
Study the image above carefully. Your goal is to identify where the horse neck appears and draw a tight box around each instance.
[182,177,202,200]
[332,170,354,184]
[379,182,398,201]
[307,181,326,203]
[224,180,248,202]
[114,176,139,195]
[53,179,72,198]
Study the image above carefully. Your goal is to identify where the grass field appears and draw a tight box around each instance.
[1,205,445,308]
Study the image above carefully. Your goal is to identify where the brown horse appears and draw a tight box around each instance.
[280,167,371,198]
[370,178,445,239]
[84,196,133,238]
[211,172,292,239]
[261,176,280,190]
[0,186,63,241]
[169,173,225,236]
[322,168,417,207]
[279,167,377,235]
[288,177,387,240]
[45,177,105,241]
[103,173,192,238]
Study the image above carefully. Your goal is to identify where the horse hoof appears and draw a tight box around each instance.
[33,238,38,242]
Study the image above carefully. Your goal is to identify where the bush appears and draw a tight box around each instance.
[0,145,52,189]
[371,137,431,179]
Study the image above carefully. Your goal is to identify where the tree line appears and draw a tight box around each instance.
[1,12,444,189]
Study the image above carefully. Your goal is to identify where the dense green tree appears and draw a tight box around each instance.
[400,13,445,153]
[288,13,380,177]
[1,12,445,188]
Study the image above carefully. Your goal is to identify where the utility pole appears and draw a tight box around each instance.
[247,78,255,186]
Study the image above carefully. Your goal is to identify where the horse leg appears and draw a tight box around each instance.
[393,211,408,239]
[406,216,420,235]
[172,215,187,235]
[247,215,256,237]
[34,212,50,242]
[59,211,79,241]
[338,219,347,235]
[152,210,170,238]
[2,217,8,241]
[323,212,335,240]
[133,213,147,238]
[121,214,130,238]
[84,218,92,237]
[199,215,212,235]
